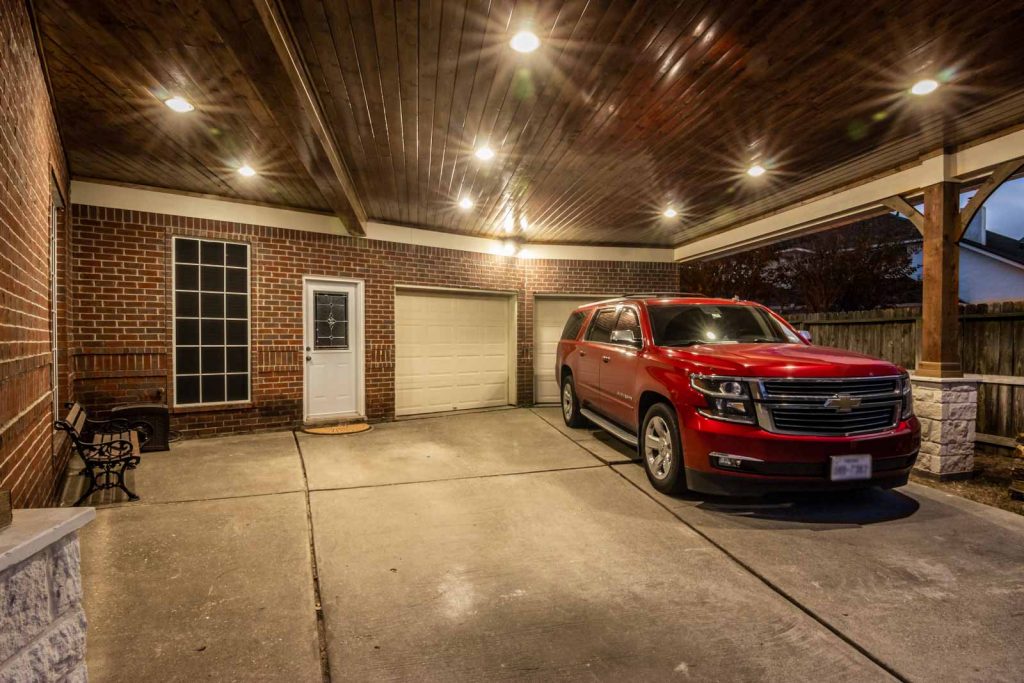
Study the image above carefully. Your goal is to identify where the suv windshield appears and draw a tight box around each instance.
[648,304,798,346]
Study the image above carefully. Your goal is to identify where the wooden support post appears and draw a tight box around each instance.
[917,182,962,378]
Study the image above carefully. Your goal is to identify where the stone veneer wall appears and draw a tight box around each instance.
[911,377,979,476]
[0,533,88,681]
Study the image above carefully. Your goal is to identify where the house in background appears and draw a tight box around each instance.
[909,177,1024,302]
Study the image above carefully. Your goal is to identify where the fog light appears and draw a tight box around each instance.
[716,455,743,469]
[710,452,762,471]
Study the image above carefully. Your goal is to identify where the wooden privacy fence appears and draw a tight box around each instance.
[787,301,1024,443]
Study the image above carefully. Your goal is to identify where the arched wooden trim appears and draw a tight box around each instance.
[881,196,924,234]
[957,158,1024,241]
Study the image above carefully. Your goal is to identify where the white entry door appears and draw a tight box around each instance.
[304,278,362,422]
[395,290,513,416]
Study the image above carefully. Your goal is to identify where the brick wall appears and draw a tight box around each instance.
[0,1,70,508]
[69,205,678,436]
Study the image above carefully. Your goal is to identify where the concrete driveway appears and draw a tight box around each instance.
[75,408,1024,682]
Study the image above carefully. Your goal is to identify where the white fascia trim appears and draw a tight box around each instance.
[71,180,347,235]
[960,242,1024,271]
[72,180,674,263]
[674,128,1024,262]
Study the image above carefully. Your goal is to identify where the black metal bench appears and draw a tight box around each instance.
[55,402,145,505]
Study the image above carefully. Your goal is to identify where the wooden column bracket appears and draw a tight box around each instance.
[957,158,1024,241]
[881,196,924,234]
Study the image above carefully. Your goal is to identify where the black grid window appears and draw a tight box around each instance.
[173,237,250,406]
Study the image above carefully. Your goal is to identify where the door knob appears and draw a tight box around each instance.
[602,356,610,363]
[306,355,311,362]
[579,350,587,357]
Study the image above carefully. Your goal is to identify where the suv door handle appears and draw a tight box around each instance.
[602,356,610,363]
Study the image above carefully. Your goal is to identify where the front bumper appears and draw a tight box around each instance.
[679,405,921,496]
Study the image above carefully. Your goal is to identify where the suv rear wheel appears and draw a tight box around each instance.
[561,375,587,427]
[641,403,686,494]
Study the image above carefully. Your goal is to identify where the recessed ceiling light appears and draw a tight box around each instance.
[164,96,195,113]
[910,78,939,96]
[510,31,540,53]
[458,197,474,210]
[475,145,495,161]
[519,216,529,230]
[238,164,257,177]
[747,164,766,177]
[663,208,678,218]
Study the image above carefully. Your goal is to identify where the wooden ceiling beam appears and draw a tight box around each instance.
[248,0,366,235]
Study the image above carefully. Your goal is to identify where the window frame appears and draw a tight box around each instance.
[560,310,587,341]
[584,305,644,347]
[171,236,252,408]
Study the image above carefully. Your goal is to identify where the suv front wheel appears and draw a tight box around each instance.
[641,403,686,494]
[561,375,587,427]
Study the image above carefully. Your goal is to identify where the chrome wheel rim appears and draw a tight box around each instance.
[562,383,574,421]
[644,416,672,480]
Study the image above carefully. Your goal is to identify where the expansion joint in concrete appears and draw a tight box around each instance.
[292,430,333,683]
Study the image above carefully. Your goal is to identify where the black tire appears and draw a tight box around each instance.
[560,374,588,428]
[641,403,687,494]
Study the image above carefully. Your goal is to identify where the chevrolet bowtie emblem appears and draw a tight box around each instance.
[824,394,861,412]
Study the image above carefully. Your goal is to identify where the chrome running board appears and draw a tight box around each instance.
[581,408,638,447]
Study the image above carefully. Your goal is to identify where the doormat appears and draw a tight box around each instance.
[302,423,372,435]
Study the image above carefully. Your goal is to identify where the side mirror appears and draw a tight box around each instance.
[610,329,641,346]
[797,330,812,344]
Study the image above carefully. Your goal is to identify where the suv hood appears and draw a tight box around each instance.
[659,343,903,378]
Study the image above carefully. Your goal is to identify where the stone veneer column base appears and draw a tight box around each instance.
[1,508,95,682]
[910,376,979,478]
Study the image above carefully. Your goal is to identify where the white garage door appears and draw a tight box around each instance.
[395,290,513,416]
[534,297,606,403]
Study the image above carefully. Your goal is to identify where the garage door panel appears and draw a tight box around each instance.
[533,297,605,403]
[396,291,512,416]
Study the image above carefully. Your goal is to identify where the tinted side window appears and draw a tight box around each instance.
[586,308,618,343]
[560,311,586,340]
[614,307,642,344]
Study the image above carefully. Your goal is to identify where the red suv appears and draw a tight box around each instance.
[556,294,920,495]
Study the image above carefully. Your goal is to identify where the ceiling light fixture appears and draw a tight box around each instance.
[510,31,540,53]
[238,164,257,177]
[747,164,766,177]
[458,197,474,210]
[910,78,939,96]
[164,96,195,113]
[475,145,496,161]
[519,216,529,230]
[663,207,678,218]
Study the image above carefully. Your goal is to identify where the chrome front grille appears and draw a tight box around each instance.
[753,376,903,436]
[766,405,899,435]
[760,377,900,398]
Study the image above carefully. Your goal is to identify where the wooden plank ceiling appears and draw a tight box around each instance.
[35,0,1024,246]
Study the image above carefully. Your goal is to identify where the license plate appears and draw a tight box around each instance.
[830,454,872,481]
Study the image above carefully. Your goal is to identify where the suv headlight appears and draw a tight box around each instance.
[900,374,914,420]
[691,375,756,425]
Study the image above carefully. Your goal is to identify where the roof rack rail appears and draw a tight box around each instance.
[621,292,706,298]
